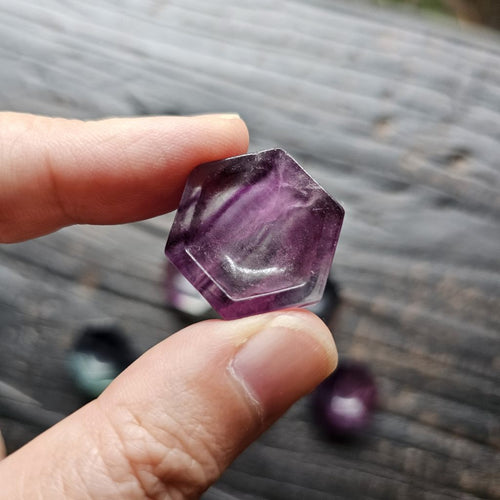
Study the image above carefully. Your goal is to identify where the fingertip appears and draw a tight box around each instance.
[222,308,338,371]
[225,309,338,419]
[271,308,338,374]
[0,112,250,241]
[188,113,249,158]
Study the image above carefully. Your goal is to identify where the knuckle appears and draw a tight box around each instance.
[97,400,222,499]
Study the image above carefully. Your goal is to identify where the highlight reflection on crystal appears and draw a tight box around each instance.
[165,149,344,320]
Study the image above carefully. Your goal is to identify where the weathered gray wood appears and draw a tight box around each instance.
[0,0,499,498]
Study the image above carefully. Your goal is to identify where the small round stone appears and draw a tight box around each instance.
[68,323,136,399]
[312,361,377,438]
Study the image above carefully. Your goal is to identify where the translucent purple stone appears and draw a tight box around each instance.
[165,149,344,320]
[312,362,377,438]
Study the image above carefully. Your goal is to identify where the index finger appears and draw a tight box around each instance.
[0,112,248,243]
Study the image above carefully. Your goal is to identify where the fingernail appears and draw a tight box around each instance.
[215,113,241,120]
[196,113,241,120]
[230,311,336,419]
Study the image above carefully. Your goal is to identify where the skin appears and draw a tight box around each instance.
[0,112,337,500]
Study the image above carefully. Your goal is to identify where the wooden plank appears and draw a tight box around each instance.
[0,0,499,498]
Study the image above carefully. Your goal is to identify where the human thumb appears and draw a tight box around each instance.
[0,309,336,499]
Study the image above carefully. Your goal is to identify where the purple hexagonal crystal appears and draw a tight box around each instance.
[165,149,344,320]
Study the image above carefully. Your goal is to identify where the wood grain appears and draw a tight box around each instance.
[0,0,499,498]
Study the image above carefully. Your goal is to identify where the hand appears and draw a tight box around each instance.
[0,112,337,499]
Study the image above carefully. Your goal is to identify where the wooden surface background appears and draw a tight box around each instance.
[1,1,499,498]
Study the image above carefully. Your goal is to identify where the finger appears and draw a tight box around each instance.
[0,310,337,499]
[0,112,248,242]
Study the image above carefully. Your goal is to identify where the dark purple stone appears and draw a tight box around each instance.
[312,361,377,438]
[165,149,344,320]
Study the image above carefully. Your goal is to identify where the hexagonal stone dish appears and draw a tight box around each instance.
[165,149,344,320]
